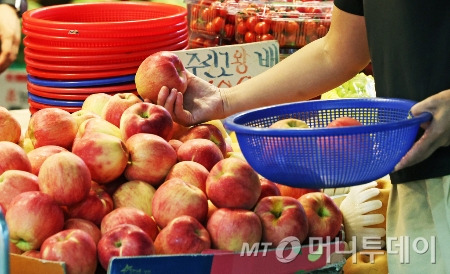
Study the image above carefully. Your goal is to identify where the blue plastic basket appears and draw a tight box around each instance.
[224,98,432,188]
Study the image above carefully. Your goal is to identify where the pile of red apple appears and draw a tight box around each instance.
[0,51,344,273]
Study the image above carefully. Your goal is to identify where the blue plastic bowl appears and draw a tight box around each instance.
[224,98,432,188]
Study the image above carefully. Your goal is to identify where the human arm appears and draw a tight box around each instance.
[394,89,450,171]
[0,3,22,73]
[158,6,371,126]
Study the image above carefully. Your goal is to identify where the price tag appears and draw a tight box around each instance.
[174,41,279,88]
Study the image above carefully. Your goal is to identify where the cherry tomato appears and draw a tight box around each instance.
[285,21,299,35]
[285,33,297,47]
[316,24,328,37]
[191,4,200,19]
[203,38,218,48]
[244,31,257,43]
[261,33,275,41]
[219,8,227,18]
[304,20,317,36]
[224,24,235,38]
[190,36,205,49]
[296,35,307,47]
[254,21,270,35]
[205,21,214,34]
[245,16,258,32]
[236,21,247,35]
[201,7,212,21]
[212,16,225,34]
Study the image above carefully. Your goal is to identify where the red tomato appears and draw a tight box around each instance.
[261,33,275,41]
[219,8,228,18]
[212,16,225,34]
[285,21,299,35]
[205,21,214,34]
[244,31,257,43]
[285,34,297,47]
[296,35,307,47]
[245,16,258,32]
[304,20,317,36]
[254,21,270,34]
[236,21,247,35]
[316,24,328,37]
[201,7,212,21]
[191,4,200,19]
[190,36,205,49]
[224,24,234,38]
[203,38,218,48]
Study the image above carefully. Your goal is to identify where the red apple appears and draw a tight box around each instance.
[76,117,123,141]
[81,93,112,116]
[276,183,320,199]
[40,229,97,274]
[165,161,209,194]
[101,92,142,128]
[154,215,211,255]
[0,141,32,174]
[152,178,208,229]
[72,132,129,184]
[269,118,309,129]
[66,181,114,226]
[170,121,190,140]
[112,180,156,216]
[64,218,102,244]
[38,151,91,206]
[254,196,309,246]
[26,145,68,176]
[100,207,159,241]
[120,101,173,141]
[135,51,188,104]
[21,250,41,259]
[6,191,65,251]
[206,157,261,210]
[298,192,343,240]
[177,138,224,171]
[168,139,183,152]
[26,107,78,150]
[180,123,227,157]
[71,109,100,129]
[124,133,177,186]
[327,117,362,128]
[0,170,39,210]
[97,224,155,271]
[0,106,22,143]
[258,177,281,202]
[206,208,262,252]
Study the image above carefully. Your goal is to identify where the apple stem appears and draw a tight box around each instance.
[318,207,330,218]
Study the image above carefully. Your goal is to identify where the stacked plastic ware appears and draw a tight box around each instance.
[22,2,188,114]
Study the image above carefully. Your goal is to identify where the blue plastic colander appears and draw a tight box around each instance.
[224,98,432,188]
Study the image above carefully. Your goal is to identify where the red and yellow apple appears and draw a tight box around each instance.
[64,218,102,245]
[81,93,112,116]
[0,106,22,144]
[0,141,32,174]
[101,92,142,128]
[180,123,227,157]
[135,51,188,104]
[269,118,309,129]
[26,145,67,176]
[165,161,210,194]
[112,180,157,216]
[0,170,39,211]
[177,138,224,171]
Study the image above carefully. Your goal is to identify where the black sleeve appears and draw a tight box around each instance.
[334,0,364,16]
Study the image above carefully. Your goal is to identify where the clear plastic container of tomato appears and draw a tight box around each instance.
[234,1,333,49]
[186,0,240,48]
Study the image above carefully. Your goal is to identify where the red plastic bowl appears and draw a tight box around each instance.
[27,81,137,94]
[22,2,187,30]
[28,99,81,113]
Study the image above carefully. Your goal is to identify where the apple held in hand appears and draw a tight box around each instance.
[6,191,65,251]
[72,132,129,184]
[67,181,114,226]
[269,118,309,129]
[40,229,98,274]
[124,133,177,186]
[298,192,343,240]
[135,51,188,104]
[38,151,91,206]
[0,106,22,143]
[0,170,39,211]
[152,178,208,228]
[101,92,142,128]
[26,107,78,150]
[97,224,155,271]
[0,141,32,174]
[154,215,211,255]
[206,157,261,210]
[26,145,68,176]
[254,196,309,246]
[120,102,173,141]
[206,208,262,252]
[101,207,159,242]
[112,180,156,216]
